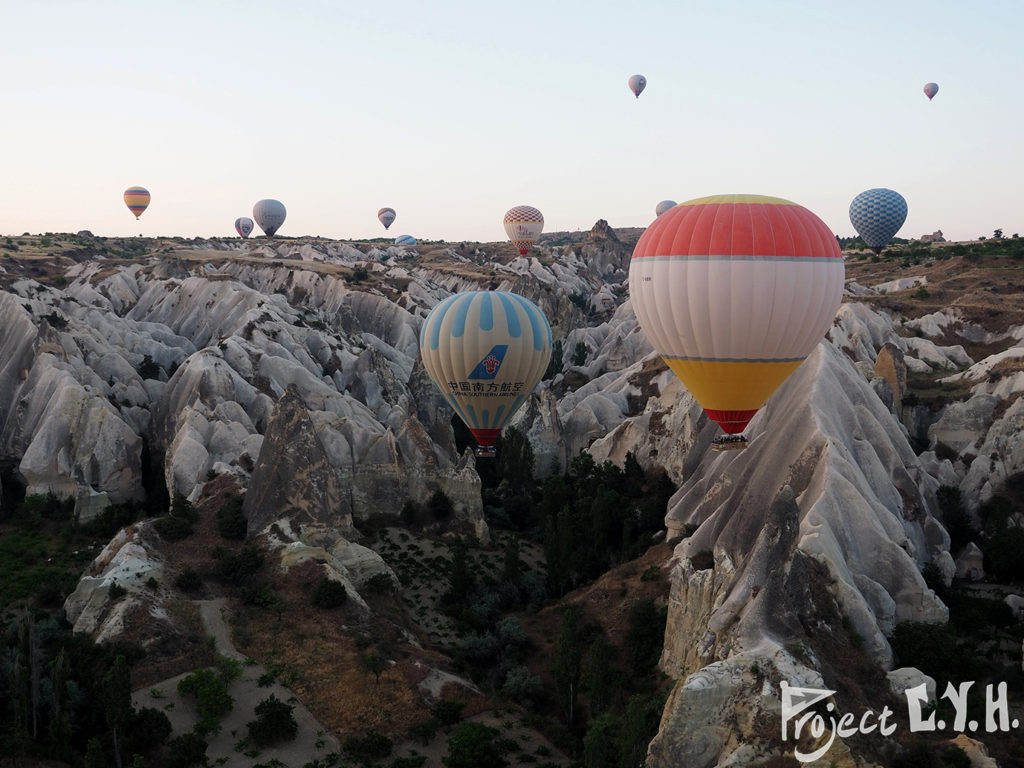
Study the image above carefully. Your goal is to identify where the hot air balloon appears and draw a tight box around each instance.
[655,200,676,217]
[629,194,845,451]
[628,74,647,99]
[395,234,417,245]
[235,217,254,239]
[124,187,150,219]
[253,199,286,237]
[849,188,908,255]
[378,207,396,230]
[419,291,552,457]
[923,82,939,100]
[503,206,544,256]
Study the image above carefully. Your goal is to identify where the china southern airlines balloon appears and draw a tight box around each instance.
[378,207,396,230]
[923,82,939,100]
[629,194,845,451]
[395,234,417,245]
[849,188,908,255]
[628,74,647,98]
[503,206,544,255]
[253,199,286,237]
[419,291,552,457]
[234,217,254,238]
[655,200,676,217]
[124,187,150,219]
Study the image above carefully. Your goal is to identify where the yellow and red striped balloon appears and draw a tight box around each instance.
[123,186,150,219]
[629,194,844,436]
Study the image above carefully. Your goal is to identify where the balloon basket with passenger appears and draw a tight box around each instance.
[711,434,749,452]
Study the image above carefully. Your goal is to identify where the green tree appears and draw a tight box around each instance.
[572,341,588,366]
[544,338,563,378]
[553,603,585,728]
[102,655,132,768]
[498,425,535,492]
[586,632,617,716]
[618,693,666,768]
[247,695,298,746]
[443,722,508,768]
[359,653,387,685]
[445,538,474,608]
[583,713,621,768]
[624,600,667,675]
[502,535,521,585]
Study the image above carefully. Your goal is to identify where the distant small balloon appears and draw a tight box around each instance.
[378,207,396,230]
[923,82,939,100]
[655,200,676,217]
[234,217,254,238]
[124,186,150,219]
[252,199,286,237]
[395,234,417,246]
[503,206,544,256]
[628,74,647,99]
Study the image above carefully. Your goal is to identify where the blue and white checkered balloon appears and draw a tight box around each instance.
[849,188,908,253]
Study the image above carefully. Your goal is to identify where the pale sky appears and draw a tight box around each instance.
[1,0,1021,243]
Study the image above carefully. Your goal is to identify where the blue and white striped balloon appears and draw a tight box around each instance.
[395,234,417,246]
[419,291,552,450]
[849,188,908,254]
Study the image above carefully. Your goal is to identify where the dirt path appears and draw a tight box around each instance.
[132,598,341,766]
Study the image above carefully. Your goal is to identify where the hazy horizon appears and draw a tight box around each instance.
[2,0,1021,244]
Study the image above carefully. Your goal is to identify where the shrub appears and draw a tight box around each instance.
[155,514,194,541]
[311,576,349,608]
[174,568,203,592]
[343,730,393,765]
[431,699,466,727]
[177,668,233,735]
[137,354,161,380]
[165,732,208,768]
[216,494,247,540]
[408,719,438,745]
[108,582,128,600]
[213,544,264,584]
[247,694,298,746]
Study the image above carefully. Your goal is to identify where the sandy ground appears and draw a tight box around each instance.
[132,598,341,767]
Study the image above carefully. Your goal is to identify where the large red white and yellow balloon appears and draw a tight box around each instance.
[503,206,544,256]
[629,194,845,448]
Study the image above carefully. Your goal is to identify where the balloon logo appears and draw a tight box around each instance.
[923,82,939,100]
[253,199,286,237]
[395,234,417,246]
[628,74,647,99]
[419,291,552,456]
[655,200,677,217]
[234,217,254,239]
[503,206,544,256]
[629,194,845,450]
[849,188,908,255]
[378,207,397,230]
[123,187,150,219]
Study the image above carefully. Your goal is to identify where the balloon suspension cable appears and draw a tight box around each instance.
[711,434,748,452]
[474,445,497,459]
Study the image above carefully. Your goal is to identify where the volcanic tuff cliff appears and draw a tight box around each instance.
[2,227,1021,766]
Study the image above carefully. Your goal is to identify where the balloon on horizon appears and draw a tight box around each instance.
[629,194,845,449]
[419,290,552,456]
[923,82,939,100]
[848,188,908,255]
[655,200,676,217]
[234,217,254,238]
[503,206,544,256]
[628,74,646,99]
[123,186,150,219]
[378,207,396,230]
[395,234,417,245]
[252,199,286,237]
